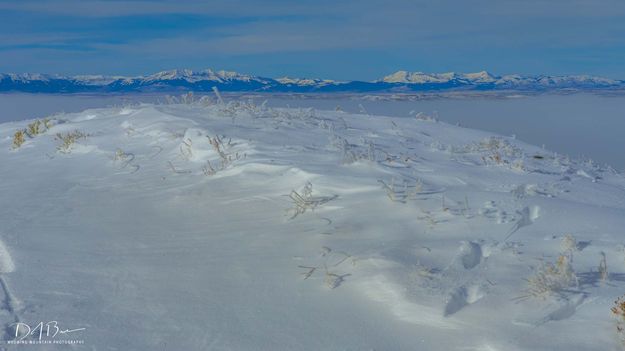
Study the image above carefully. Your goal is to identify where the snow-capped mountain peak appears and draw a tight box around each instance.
[145,69,195,81]
[141,69,258,83]
[0,68,623,93]
[72,75,125,85]
[381,71,459,84]
[4,73,55,82]
[461,71,496,83]
[381,70,496,84]
[276,76,338,87]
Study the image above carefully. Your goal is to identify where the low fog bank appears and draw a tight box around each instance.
[1,92,624,171]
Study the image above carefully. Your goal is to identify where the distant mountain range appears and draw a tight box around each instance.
[1,69,624,94]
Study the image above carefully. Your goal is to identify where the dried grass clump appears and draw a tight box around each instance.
[113,148,137,172]
[561,234,577,253]
[520,236,579,300]
[456,137,525,169]
[217,99,270,119]
[12,118,55,150]
[179,138,193,160]
[287,182,337,219]
[42,118,53,130]
[26,120,42,137]
[521,254,578,299]
[612,295,625,346]
[203,135,244,175]
[330,136,377,165]
[414,112,438,122]
[55,130,87,153]
[12,130,25,149]
[162,92,213,106]
[378,177,423,203]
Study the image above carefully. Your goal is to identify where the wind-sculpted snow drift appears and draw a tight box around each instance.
[0,97,624,350]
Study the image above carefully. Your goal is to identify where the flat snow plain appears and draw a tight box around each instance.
[0,99,624,350]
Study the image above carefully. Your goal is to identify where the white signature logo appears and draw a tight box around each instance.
[11,321,86,341]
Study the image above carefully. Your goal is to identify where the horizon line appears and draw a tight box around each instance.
[2,68,624,82]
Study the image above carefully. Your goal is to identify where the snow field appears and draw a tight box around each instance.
[0,98,624,350]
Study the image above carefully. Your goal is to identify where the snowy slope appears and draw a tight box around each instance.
[1,98,625,350]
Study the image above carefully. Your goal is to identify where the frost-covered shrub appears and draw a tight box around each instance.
[26,120,42,137]
[162,92,213,106]
[523,254,577,299]
[286,182,336,219]
[55,130,87,153]
[414,112,438,122]
[328,135,377,165]
[560,234,577,254]
[599,252,609,282]
[206,135,244,172]
[210,99,274,120]
[454,137,526,169]
[378,177,423,203]
[521,235,581,299]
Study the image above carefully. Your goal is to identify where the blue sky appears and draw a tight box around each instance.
[1,0,624,80]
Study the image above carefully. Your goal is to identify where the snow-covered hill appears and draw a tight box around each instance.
[1,97,624,349]
[1,69,624,93]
